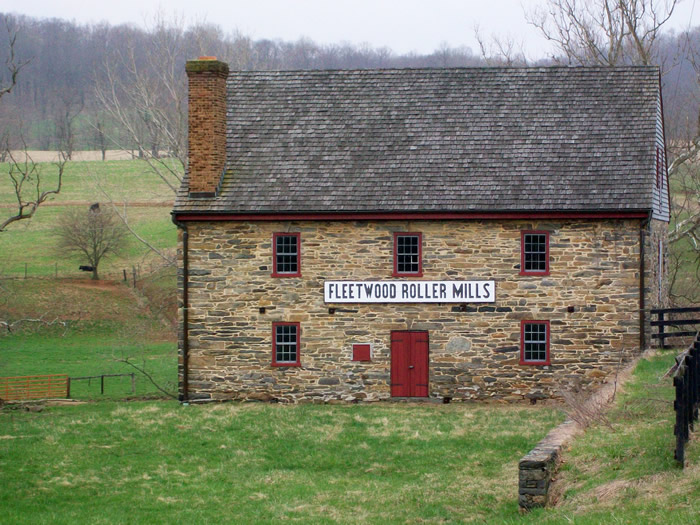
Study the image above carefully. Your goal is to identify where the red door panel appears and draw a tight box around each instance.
[391,331,429,397]
[411,333,429,397]
[390,332,409,397]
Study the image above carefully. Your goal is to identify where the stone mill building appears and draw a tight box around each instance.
[172,58,669,403]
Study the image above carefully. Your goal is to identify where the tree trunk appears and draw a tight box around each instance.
[92,267,99,280]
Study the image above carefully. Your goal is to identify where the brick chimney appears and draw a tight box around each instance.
[185,57,229,198]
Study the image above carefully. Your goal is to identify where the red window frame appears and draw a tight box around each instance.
[393,232,423,277]
[520,320,551,366]
[272,322,301,367]
[520,230,550,276]
[272,232,301,278]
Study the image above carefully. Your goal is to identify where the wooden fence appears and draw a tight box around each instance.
[0,373,136,401]
[673,333,700,467]
[0,374,69,401]
[651,307,700,349]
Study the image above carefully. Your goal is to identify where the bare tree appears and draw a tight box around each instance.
[474,25,529,66]
[56,206,128,280]
[0,19,65,232]
[526,0,678,66]
[90,173,176,265]
[53,91,84,160]
[0,137,66,232]
[93,15,187,193]
[0,20,30,102]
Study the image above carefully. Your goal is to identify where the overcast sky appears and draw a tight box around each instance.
[7,0,700,59]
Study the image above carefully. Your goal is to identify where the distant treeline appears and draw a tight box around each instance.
[0,11,698,152]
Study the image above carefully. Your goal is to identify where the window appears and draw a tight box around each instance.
[520,231,549,276]
[520,320,550,365]
[393,232,422,276]
[272,322,300,366]
[272,233,301,277]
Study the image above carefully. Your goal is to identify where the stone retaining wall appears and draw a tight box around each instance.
[518,420,576,509]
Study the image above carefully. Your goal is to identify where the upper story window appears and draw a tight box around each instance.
[272,322,300,367]
[520,320,550,365]
[393,232,422,277]
[520,231,549,276]
[272,233,301,277]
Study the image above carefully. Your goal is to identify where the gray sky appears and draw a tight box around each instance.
[8,0,700,59]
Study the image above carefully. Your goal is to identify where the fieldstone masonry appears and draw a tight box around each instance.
[518,420,576,509]
[177,217,667,402]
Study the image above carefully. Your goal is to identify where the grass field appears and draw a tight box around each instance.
[0,351,696,523]
[0,159,178,280]
[0,401,564,524]
[0,278,176,399]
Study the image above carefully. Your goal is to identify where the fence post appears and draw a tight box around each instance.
[692,342,700,427]
[67,377,71,398]
[101,375,104,395]
[132,266,137,288]
[131,373,135,393]
[123,269,127,282]
[674,371,686,466]
[687,354,695,433]
[658,310,665,349]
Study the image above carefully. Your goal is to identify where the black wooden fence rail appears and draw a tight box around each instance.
[650,307,700,349]
[673,333,700,467]
[67,373,135,396]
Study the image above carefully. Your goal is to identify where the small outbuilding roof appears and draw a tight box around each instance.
[174,66,662,215]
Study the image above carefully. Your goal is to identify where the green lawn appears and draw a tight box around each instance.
[0,401,563,524]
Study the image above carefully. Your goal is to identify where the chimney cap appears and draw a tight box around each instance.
[185,57,229,75]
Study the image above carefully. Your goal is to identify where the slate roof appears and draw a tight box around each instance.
[174,66,661,214]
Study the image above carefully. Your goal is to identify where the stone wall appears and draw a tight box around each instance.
[178,218,652,402]
[518,422,574,509]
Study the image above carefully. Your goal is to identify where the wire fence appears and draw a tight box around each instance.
[0,260,168,285]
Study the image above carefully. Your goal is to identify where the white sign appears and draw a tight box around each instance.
[324,280,495,303]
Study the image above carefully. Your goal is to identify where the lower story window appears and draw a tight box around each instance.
[273,322,300,366]
[520,320,550,365]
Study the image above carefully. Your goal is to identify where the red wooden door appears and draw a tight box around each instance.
[391,331,429,397]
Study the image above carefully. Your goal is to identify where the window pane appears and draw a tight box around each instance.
[523,323,548,362]
[275,325,297,363]
[275,235,299,274]
[397,234,420,274]
[524,233,547,272]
